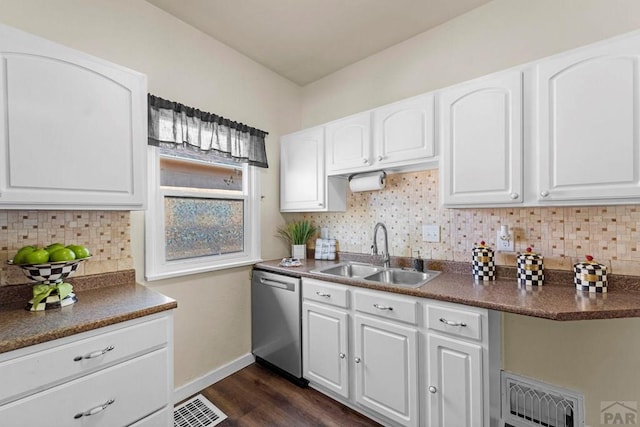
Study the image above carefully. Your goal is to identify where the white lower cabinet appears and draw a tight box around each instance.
[0,312,174,427]
[354,314,419,427]
[427,332,483,427]
[302,301,350,398]
[302,278,500,427]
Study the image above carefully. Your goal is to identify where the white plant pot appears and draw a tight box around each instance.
[291,244,306,259]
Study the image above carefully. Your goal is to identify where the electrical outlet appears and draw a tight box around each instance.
[496,230,515,252]
[422,224,440,242]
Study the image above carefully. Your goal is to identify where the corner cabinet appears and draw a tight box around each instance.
[302,278,500,427]
[0,24,147,210]
[0,312,174,426]
[440,70,523,206]
[280,126,347,212]
[535,33,640,203]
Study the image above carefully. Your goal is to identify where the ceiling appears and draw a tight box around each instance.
[145,0,492,86]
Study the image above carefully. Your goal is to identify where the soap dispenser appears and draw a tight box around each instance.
[412,250,424,272]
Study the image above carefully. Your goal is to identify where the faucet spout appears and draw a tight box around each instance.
[372,222,390,268]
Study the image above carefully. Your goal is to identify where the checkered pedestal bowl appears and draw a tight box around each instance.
[9,257,90,311]
[15,258,88,284]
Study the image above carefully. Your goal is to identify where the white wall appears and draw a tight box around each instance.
[297,1,640,424]
[0,0,299,390]
[302,0,640,127]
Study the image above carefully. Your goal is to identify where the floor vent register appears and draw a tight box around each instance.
[174,394,228,427]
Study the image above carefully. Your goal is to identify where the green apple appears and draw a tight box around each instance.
[45,243,65,254]
[49,248,76,262]
[66,244,91,259]
[25,249,50,265]
[12,245,36,265]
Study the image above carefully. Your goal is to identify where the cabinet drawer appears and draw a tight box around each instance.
[0,316,169,404]
[354,290,418,325]
[426,303,483,341]
[0,348,169,427]
[303,279,349,308]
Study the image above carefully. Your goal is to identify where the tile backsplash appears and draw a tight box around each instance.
[290,170,640,276]
[0,210,132,286]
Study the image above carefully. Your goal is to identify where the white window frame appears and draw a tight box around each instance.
[145,146,261,281]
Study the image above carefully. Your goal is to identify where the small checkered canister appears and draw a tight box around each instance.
[574,255,607,293]
[517,248,544,286]
[472,241,495,281]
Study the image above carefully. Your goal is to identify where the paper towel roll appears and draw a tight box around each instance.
[349,172,386,192]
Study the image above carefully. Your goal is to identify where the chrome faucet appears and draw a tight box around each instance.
[372,222,390,268]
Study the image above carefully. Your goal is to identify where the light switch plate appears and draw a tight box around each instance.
[422,224,440,242]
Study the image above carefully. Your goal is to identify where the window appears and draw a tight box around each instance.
[145,147,260,280]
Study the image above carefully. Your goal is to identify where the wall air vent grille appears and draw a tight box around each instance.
[502,371,584,427]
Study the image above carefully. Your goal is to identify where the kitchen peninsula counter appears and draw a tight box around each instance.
[0,269,176,354]
[255,258,640,321]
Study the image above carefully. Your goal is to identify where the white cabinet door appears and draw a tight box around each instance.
[0,24,147,210]
[326,112,372,175]
[440,70,523,206]
[536,34,640,202]
[280,126,347,212]
[373,93,436,167]
[354,314,419,427]
[302,301,350,398]
[426,332,483,427]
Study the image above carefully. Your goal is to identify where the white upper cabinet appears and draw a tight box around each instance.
[0,24,147,210]
[373,93,436,167]
[536,34,640,203]
[440,70,523,206]
[325,94,437,176]
[326,112,372,175]
[280,126,347,212]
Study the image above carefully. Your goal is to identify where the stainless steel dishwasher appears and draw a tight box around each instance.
[251,269,307,386]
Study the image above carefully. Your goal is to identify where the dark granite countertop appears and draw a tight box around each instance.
[0,269,177,354]
[255,257,640,321]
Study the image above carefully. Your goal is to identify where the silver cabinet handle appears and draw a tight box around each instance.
[74,399,115,419]
[316,291,331,298]
[354,357,361,363]
[510,193,519,199]
[373,303,393,311]
[429,386,437,394]
[73,345,115,362]
[339,353,346,359]
[439,318,467,327]
[377,155,384,161]
[540,190,550,198]
[363,158,369,164]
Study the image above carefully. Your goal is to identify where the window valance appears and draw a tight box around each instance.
[147,94,269,168]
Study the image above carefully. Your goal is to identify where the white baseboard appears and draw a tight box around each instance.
[173,353,255,404]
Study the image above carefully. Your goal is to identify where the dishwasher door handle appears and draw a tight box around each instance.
[259,277,295,291]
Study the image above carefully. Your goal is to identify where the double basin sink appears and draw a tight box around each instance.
[310,261,440,288]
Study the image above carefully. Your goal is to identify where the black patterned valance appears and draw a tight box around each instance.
[147,94,269,168]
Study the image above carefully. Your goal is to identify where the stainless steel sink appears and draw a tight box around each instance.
[364,268,440,288]
[311,262,383,278]
[311,262,440,288]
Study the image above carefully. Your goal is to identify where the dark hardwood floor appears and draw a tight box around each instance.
[197,363,382,426]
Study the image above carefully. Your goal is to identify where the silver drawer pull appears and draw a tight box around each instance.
[439,318,467,327]
[373,303,393,311]
[74,399,115,419]
[73,345,115,361]
[316,291,331,297]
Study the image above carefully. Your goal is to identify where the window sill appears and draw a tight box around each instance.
[145,257,262,282]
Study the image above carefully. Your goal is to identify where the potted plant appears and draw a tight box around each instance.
[276,220,318,259]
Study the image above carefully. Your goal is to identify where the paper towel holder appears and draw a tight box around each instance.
[348,170,386,182]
